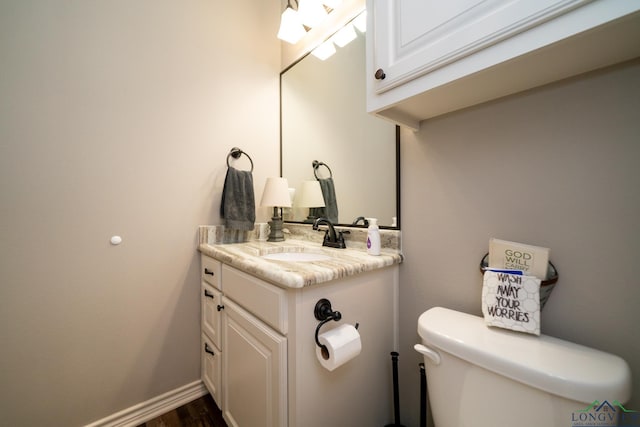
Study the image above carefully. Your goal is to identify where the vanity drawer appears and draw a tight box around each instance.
[201,332,222,407]
[222,265,288,335]
[201,255,221,290]
[202,281,223,348]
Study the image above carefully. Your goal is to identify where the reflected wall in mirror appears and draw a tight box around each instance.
[281,30,399,228]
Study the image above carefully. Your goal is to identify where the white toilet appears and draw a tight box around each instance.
[415,307,632,427]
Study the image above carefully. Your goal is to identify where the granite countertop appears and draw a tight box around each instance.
[198,239,403,289]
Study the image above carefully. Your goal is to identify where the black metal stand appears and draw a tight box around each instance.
[419,363,427,427]
[385,352,406,427]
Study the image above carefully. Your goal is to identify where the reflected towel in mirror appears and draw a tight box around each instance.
[310,177,338,223]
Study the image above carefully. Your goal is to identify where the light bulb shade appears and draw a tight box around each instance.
[297,0,328,28]
[296,180,326,207]
[353,10,367,32]
[311,40,336,60]
[277,7,306,44]
[331,23,356,47]
[260,177,292,208]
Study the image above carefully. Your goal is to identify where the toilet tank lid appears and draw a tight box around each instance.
[417,307,631,404]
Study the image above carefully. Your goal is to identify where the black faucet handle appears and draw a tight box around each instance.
[322,230,334,246]
[321,230,348,249]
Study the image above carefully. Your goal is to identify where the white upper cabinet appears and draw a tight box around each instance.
[366,0,640,129]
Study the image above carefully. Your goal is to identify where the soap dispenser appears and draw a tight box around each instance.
[366,218,381,256]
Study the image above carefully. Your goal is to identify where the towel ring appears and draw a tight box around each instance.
[312,160,333,179]
[227,147,254,172]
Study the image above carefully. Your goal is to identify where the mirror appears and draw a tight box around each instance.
[280,30,400,228]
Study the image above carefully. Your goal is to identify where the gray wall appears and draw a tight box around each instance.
[0,1,280,426]
[399,58,640,426]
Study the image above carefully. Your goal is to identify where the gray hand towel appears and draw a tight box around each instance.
[220,166,255,231]
[309,177,338,224]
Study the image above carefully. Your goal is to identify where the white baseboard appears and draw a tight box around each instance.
[84,380,208,427]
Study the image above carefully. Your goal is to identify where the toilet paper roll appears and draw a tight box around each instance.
[316,324,361,371]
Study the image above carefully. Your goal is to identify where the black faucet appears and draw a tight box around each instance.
[312,217,347,249]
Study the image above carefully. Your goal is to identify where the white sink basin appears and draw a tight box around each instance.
[261,252,331,262]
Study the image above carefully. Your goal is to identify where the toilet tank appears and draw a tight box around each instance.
[416,307,632,427]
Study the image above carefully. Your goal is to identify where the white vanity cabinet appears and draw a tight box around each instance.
[366,0,640,129]
[200,256,223,406]
[200,253,399,427]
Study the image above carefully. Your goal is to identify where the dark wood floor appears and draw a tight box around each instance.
[136,394,228,427]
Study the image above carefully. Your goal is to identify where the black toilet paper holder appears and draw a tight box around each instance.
[314,298,359,357]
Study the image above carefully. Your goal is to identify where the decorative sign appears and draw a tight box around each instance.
[482,271,541,335]
[488,238,549,280]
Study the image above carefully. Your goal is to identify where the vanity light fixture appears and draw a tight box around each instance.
[297,0,328,28]
[277,0,363,48]
[278,0,306,44]
[353,10,366,32]
[310,10,366,59]
[311,39,336,60]
[330,23,356,47]
[296,180,326,222]
[260,177,292,242]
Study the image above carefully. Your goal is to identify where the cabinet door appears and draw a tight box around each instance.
[202,281,223,348]
[222,298,287,427]
[201,333,222,407]
[367,0,640,127]
[369,0,588,93]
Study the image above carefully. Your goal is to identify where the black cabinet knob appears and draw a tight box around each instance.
[204,268,215,276]
[375,68,386,80]
[217,304,225,312]
[204,290,215,299]
[205,343,215,356]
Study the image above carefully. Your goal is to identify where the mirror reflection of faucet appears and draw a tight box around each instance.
[312,217,347,249]
[352,216,369,227]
